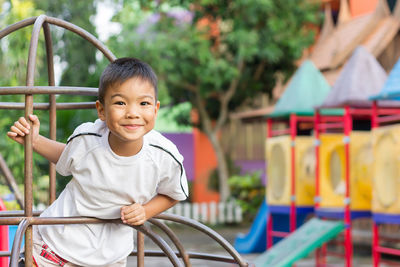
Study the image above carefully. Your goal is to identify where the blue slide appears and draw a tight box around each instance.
[234,199,268,253]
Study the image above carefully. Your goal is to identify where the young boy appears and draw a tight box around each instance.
[8,57,189,266]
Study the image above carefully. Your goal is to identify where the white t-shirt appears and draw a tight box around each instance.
[38,119,188,266]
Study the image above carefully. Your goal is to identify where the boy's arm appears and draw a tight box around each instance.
[121,194,178,226]
[7,114,66,164]
[32,135,66,164]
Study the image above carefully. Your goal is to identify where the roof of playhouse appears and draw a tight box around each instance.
[370,56,400,101]
[311,0,393,70]
[268,60,338,118]
[321,46,388,108]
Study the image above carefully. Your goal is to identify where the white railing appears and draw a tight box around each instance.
[165,201,243,225]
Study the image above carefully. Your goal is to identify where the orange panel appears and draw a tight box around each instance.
[192,127,220,203]
[349,0,378,17]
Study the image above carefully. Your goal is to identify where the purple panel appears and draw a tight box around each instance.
[163,133,194,181]
[235,160,266,185]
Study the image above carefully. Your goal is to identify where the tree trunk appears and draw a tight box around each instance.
[207,131,230,202]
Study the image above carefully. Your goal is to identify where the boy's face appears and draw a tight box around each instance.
[96,77,160,155]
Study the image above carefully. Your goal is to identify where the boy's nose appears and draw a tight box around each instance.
[126,106,140,118]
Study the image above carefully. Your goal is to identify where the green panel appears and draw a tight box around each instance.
[319,108,344,116]
[254,218,344,267]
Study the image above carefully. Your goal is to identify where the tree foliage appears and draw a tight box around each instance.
[0,0,101,201]
[107,0,320,201]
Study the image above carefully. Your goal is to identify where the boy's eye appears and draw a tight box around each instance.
[114,101,125,105]
[140,101,151,106]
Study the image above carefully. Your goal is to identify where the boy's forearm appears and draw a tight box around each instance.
[34,135,66,164]
[143,194,178,220]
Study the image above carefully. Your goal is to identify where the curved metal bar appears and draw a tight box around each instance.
[0,17,37,39]
[27,14,46,86]
[43,21,57,204]
[0,86,98,95]
[149,218,191,266]
[0,102,96,110]
[8,217,183,267]
[155,213,248,267]
[24,15,48,267]
[10,218,30,267]
[0,16,115,62]
[45,16,116,62]
[137,224,183,267]
[130,250,243,264]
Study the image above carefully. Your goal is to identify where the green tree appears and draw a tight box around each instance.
[0,0,101,199]
[107,0,320,201]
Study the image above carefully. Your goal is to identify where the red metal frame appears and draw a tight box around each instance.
[315,104,400,267]
[314,106,360,267]
[266,114,314,249]
[370,101,400,267]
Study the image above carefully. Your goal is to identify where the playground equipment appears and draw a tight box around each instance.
[0,199,8,267]
[318,132,373,211]
[266,136,314,207]
[0,15,249,267]
[265,60,331,247]
[369,56,400,267]
[254,218,344,267]
[372,125,400,214]
[314,46,390,267]
[234,199,268,254]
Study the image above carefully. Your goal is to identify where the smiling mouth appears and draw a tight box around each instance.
[123,124,142,130]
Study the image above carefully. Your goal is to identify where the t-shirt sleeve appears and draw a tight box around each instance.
[55,142,75,176]
[56,122,99,176]
[157,157,189,201]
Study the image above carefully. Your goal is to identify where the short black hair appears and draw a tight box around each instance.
[98,57,158,104]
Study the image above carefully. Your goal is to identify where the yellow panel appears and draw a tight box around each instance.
[372,125,400,214]
[295,137,315,206]
[266,136,291,206]
[350,131,373,211]
[319,132,373,210]
[319,134,346,209]
[266,136,315,206]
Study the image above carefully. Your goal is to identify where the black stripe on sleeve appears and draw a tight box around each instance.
[66,132,102,144]
[149,144,188,199]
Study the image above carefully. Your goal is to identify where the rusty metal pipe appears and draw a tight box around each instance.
[129,250,243,264]
[0,16,115,62]
[138,224,183,267]
[43,21,57,204]
[10,218,30,267]
[0,86,98,95]
[0,217,24,224]
[156,214,248,266]
[24,15,50,267]
[44,17,116,62]
[8,217,183,267]
[0,211,41,217]
[149,219,191,266]
[0,17,37,39]
[137,231,144,267]
[0,102,96,110]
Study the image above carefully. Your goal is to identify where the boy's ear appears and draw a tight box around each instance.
[96,100,106,121]
[155,101,160,116]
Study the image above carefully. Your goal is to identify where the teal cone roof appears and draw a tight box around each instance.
[269,60,332,118]
[370,56,400,101]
